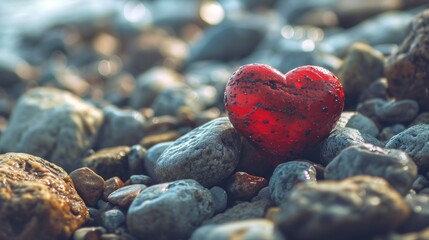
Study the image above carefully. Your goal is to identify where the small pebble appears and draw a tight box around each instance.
[410,112,429,126]
[69,167,106,207]
[379,124,406,142]
[107,184,147,208]
[129,175,153,186]
[209,186,228,214]
[225,171,268,201]
[375,99,419,124]
[101,209,126,233]
[103,177,124,201]
[345,113,379,137]
[411,175,429,192]
[358,78,389,103]
[143,141,173,180]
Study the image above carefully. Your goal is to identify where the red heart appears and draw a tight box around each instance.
[224,64,344,165]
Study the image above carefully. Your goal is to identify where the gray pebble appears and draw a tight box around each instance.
[101,209,126,232]
[275,176,410,240]
[376,99,419,124]
[209,186,228,214]
[356,98,386,125]
[379,124,406,142]
[151,84,201,116]
[0,87,103,172]
[325,145,417,195]
[358,78,389,103]
[127,145,146,175]
[129,175,153,186]
[399,194,429,233]
[320,127,383,165]
[143,141,173,181]
[269,161,317,205]
[153,117,241,187]
[190,219,284,240]
[386,124,429,171]
[95,106,145,149]
[127,179,214,240]
[345,113,379,137]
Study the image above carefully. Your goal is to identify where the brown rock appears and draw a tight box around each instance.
[107,184,147,208]
[385,9,429,111]
[82,146,131,181]
[225,171,268,201]
[0,153,89,240]
[70,167,106,207]
[103,177,124,200]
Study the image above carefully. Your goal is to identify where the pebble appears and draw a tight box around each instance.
[345,112,379,137]
[269,161,317,205]
[410,112,429,126]
[358,78,389,103]
[70,167,106,207]
[151,84,202,116]
[209,186,228,214]
[190,219,284,240]
[225,171,268,201]
[385,9,429,110]
[399,194,429,233]
[95,106,145,149]
[356,98,386,126]
[129,175,153,186]
[337,42,384,105]
[411,175,429,193]
[0,153,89,240]
[127,179,214,240]
[82,146,131,181]
[107,184,147,208]
[386,124,429,171]
[379,124,406,142]
[275,176,410,240]
[103,177,124,201]
[204,199,274,225]
[375,99,419,124]
[127,145,146,175]
[143,141,173,181]
[73,227,106,240]
[153,117,241,187]
[325,145,417,195]
[319,127,383,165]
[101,209,126,232]
[0,87,103,172]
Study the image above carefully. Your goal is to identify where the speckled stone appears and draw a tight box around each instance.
[0,153,89,240]
[319,127,383,165]
[269,161,317,205]
[204,199,274,225]
[190,219,284,240]
[325,145,417,195]
[225,171,268,201]
[209,186,228,214]
[385,9,429,111]
[0,87,103,172]
[399,194,429,233]
[70,167,106,207]
[337,42,384,105]
[127,179,214,240]
[276,176,410,240]
[107,184,147,208]
[386,124,429,172]
[101,209,126,232]
[82,146,131,181]
[102,177,124,201]
[153,117,241,187]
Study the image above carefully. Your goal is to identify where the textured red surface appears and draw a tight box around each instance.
[224,64,344,165]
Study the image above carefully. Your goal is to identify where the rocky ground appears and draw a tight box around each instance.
[1,0,429,240]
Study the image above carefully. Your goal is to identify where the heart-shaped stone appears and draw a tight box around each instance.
[224,64,344,165]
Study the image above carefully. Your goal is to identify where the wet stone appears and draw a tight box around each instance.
[73,227,106,240]
[325,145,417,195]
[127,179,215,240]
[385,9,429,111]
[143,141,173,181]
[375,99,419,124]
[0,153,89,240]
[386,124,429,172]
[83,146,131,181]
[399,194,429,233]
[95,106,145,149]
[0,87,103,172]
[70,167,106,207]
[204,199,274,225]
[190,219,283,240]
[275,176,410,240]
[103,177,124,201]
[269,161,317,205]
[225,171,268,201]
[107,184,147,208]
[319,127,383,165]
[129,175,153,186]
[345,112,379,137]
[358,78,389,103]
[101,209,126,233]
[153,117,241,188]
[379,124,406,142]
[209,186,228,214]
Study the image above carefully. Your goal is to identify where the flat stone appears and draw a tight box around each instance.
[0,87,103,172]
[83,146,131,181]
[325,145,417,195]
[153,117,241,187]
[107,184,147,208]
[0,153,89,240]
[70,167,106,207]
[127,179,214,240]
[275,176,410,240]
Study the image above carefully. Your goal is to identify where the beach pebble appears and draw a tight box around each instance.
[0,153,89,240]
[379,124,407,142]
[275,176,410,240]
[153,117,241,187]
[70,167,106,207]
[101,209,126,232]
[129,175,153,186]
[151,84,201,116]
[269,161,317,205]
[144,141,173,180]
[107,184,147,208]
[103,177,124,201]
[127,179,214,240]
[399,194,429,233]
[209,186,228,214]
[325,145,417,195]
[345,112,379,137]
[386,124,429,171]
[376,99,419,124]
[225,171,268,201]
[358,78,389,103]
[0,87,103,172]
